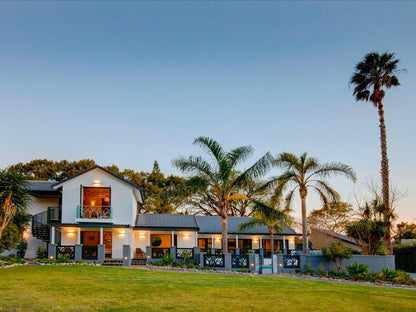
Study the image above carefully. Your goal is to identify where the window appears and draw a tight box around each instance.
[81,187,111,219]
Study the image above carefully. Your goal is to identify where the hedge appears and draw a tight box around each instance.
[394,244,416,273]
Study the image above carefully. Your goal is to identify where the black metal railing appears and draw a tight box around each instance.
[288,250,303,256]
[215,249,222,255]
[82,246,98,260]
[176,248,194,259]
[231,255,249,268]
[48,207,61,222]
[152,248,170,259]
[283,255,300,268]
[56,245,75,260]
[204,254,225,268]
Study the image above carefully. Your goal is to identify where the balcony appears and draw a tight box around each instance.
[76,205,113,223]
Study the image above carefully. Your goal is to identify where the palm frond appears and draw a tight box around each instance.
[232,152,273,188]
[308,162,356,182]
[193,137,225,164]
[172,156,216,182]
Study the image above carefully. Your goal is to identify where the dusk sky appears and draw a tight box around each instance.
[0,2,415,222]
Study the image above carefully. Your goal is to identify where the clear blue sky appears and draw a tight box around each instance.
[0,2,415,222]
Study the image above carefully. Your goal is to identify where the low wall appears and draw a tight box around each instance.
[275,254,395,273]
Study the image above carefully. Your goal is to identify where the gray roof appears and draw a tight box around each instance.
[195,216,298,235]
[134,214,298,235]
[312,228,359,245]
[135,214,199,230]
[28,181,60,194]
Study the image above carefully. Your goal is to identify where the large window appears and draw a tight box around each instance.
[81,187,111,218]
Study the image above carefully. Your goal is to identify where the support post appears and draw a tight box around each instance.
[224,253,232,270]
[147,231,150,246]
[193,246,200,265]
[195,232,198,247]
[146,246,152,263]
[123,245,131,266]
[170,246,176,260]
[97,244,105,263]
[50,227,55,245]
[75,244,83,262]
[171,231,174,246]
[77,228,81,245]
[125,228,128,245]
[100,228,103,245]
[48,244,56,260]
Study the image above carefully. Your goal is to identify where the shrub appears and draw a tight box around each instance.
[58,255,71,263]
[381,267,399,282]
[16,240,27,258]
[323,241,352,273]
[394,244,416,273]
[203,266,211,270]
[392,271,416,286]
[161,254,175,266]
[318,263,324,276]
[304,263,315,275]
[186,262,196,269]
[152,260,163,266]
[182,252,191,263]
[366,271,383,283]
[346,262,369,281]
[36,245,48,259]
[240,268,248,273]
[151,237,162,247]
[77,259,84,264]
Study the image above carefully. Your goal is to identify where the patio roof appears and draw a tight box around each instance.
[135,214,199,230]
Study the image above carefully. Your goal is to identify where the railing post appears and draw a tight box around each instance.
[248,253,256,272]
[272,254,278,274]
[74,244,83,262]
[97,244,105,263]
[170,246,176,260]
[199,252,206,267]
[235,248,240,255]
[259,248,264,265]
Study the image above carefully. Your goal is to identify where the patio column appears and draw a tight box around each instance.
[50,226,55,245]
[195,232,198,247]
[211,234,214,248]
[77,227,81,244]
[147,230,150,246]
[235,234,240,255]
[100,228,103,245]
[283,235,286,252]
[125,228,128,245]
[171,231,174,246]
[259,235,262,249]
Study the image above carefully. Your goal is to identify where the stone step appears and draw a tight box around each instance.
[131,258,146,266]
[102,259,123,266]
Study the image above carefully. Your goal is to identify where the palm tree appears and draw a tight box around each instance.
[238,200,293,256]
[264,152,356,254]
[172,137,273,253]
[350,52,400,209]
[0,169,32,239]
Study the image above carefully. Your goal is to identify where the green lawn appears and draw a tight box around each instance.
[0,266,415,312]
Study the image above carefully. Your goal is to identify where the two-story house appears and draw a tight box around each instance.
[26,166,299,266]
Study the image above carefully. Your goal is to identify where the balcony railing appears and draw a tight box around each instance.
[76,205,112,219]
[48,207,61,222]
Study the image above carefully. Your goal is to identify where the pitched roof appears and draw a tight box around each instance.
[134,214,299,235]
[195,216,298,235]
[52,166,143,192]
[311,228,359,245]
[27,181,61,195]
[135,214,199,230]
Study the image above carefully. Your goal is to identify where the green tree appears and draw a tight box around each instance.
[308,202,355,234]
[0,169,32,239]
[350,52,401,210]
[346,198,388,255]
[324,241,353,273]
[239,200,293,255]
[395,222,416,241]
[265,152,356,254]
[173,137,273,253]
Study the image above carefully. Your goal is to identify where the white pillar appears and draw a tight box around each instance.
[125,228,128,245]
[211,234,214,248]
[195,232,198,247]
[259,235,262,249]
[100,228,103,245]
[77,227,81,244]
[283,235,286,250]
[147,230,150,246]
[51,226,55,244]
[236,234,239,249]
[171,231,174,246]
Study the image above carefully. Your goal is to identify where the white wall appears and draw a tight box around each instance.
[60,227,79,246]
[176,231,197,248]
[25,196,60,259]
[59,169,137,225]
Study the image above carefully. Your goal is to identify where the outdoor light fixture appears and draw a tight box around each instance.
[147,255,150,259]
[124,256,128,260]
[49,256,54,260]
[279,263,283,267]
[93,179,101,186]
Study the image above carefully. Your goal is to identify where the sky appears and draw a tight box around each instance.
[0,2,415,222]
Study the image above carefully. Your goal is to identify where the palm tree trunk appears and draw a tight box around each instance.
[301,195,308,254]
[221,215,228,254]
[270,232,274,256]
[378,102,390,208]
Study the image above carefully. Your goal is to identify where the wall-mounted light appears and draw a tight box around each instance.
[183,233,190,239]
[279,263,283,267]
[139,233,146,238]
[124,256,128,260]
[49,256,54,260]
[93,179,101,186]
[215,237,221,241]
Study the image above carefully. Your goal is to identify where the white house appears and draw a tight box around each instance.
[26,166,299,265]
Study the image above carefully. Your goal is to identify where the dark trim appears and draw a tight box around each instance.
[55,223,131,228]
[199,231,302,235]
[52,166,143,192]
[133,226,199,231]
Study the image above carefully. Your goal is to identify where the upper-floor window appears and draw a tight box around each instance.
[80,186,111,219]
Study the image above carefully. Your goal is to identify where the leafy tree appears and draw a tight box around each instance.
[323,241,353,273]
[346,198,388,255]
[239,200,293,255]
[308,202,355,234]
[394,222,416,241]
[264,152,356,254]
[173,137,273,253]
[350,52,401,209]
[0,169,32,239]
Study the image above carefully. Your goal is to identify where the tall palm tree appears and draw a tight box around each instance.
[264,152,356,254]
[238,200,293,256]
[350,52,400,209]
[172,137,273,253]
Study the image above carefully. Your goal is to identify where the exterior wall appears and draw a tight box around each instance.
[25,196,60,258]
[60,227,79,245]
[133,230,148,256]
[60,169,136,225]
[310,229,361,252]
[176,231,197,248]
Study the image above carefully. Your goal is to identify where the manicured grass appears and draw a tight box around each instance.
[0,266,415,311]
